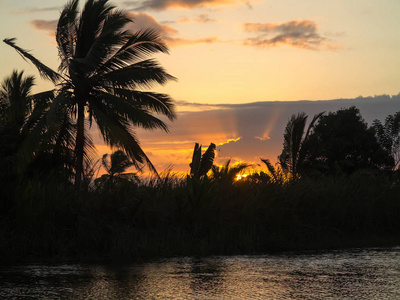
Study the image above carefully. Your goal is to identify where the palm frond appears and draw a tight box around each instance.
[97,28,170,75]
[305,112,324,140]
[76,0,115,57]
[3,38,62,83]
[101,153,112,174]
[113,89,176,120]
[108,150,134,175]
[280,112,308,176]
[83,11,132,74]
[15,108,49,172]
[261,158,277,181]
[83,125,97,165]
[95,90,170,131]
[90,100,158,175]
[199,143,216,178]
[190,143,201,176]
[101,59,176,89]
[56,0,79,72]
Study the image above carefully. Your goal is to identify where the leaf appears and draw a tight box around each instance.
[3,38,62,83]
[198,143,216,178]
[190,143,201,177]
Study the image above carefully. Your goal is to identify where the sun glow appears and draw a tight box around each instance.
[218,137,242,145]
[235,174,248,181]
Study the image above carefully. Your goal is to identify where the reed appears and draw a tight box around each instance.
[1,171,399,263]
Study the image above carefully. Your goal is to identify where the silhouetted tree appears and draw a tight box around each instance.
[278,112,324,179]
[211,159,249,184]
[95,150,139,189]
[4,0,176,186]
[305,107,393,174]
[0,71,55,210]
[0,71,56,172]
[372,112,400,169]
[256,158,287,184]
[190,143,216,179]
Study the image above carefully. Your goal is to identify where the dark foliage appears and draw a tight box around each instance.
[4,0,176,185]
[303,107,394,175]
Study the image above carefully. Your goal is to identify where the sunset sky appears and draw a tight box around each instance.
[1,0,400,174]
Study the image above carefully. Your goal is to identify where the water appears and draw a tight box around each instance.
[1,248,399,299]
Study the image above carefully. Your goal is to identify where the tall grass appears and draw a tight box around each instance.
[1,171,399,263]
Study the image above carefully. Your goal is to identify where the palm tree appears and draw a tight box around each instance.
[94,150,139,188]
[0,70,37,176]
[258,158,287,183]
[279,112,323,179]
[0,70,35,130]
[0,70,54,169]
[4,0,176,185]
[211,159,249,183]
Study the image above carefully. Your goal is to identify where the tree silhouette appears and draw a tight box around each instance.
[257,158,287,183]
[189,143,216,179]
[306,107,393,174]
[278,112,323,179]
[0,70,54,172]
[211,159,249,183]
[95,150,139,188]
[4,0,176,185]
[373,112,400,170]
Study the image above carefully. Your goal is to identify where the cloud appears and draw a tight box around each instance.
[124,0,249,11]
[243,20,341,50]
[131,94,400,172]
[93,95,400,173]
[13,7,61,14]
[30,19,57,36]
[165,36,219,46]
[30,12,219,47]
[163,14,216,24]
[127,12,179,35]
[126,12,219,47]
[217,136,273,164]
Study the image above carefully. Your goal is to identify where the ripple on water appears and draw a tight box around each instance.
[0,247,399,299]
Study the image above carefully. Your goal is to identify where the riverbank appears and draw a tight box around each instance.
[1,173,399,264]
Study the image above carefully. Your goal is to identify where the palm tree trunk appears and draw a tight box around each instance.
[75,101,85,186]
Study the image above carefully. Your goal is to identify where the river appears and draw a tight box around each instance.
[1,247,399,299]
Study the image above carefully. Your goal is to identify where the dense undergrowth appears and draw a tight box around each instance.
[1,171,399,263]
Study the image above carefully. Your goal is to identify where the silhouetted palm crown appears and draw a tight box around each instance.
[4,0,176,184]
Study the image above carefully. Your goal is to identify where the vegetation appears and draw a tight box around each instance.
[373,112,400,169]
[278,112,323,179]
[304,107,394,175]
[1,168,399,263]
[4,0,176,185]
[0,0,399,263]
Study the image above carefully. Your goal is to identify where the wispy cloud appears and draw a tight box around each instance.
[126,12,220,47]
[30,19,57,36]
[165,36,220,46]
[30,12,219,47]
[163,14,216,24]
[244,20,341,50]
[13,6,61,14]
[126,12,179,36]
[123,0,250,11]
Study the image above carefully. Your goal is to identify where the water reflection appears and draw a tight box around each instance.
[0,248,399,299]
